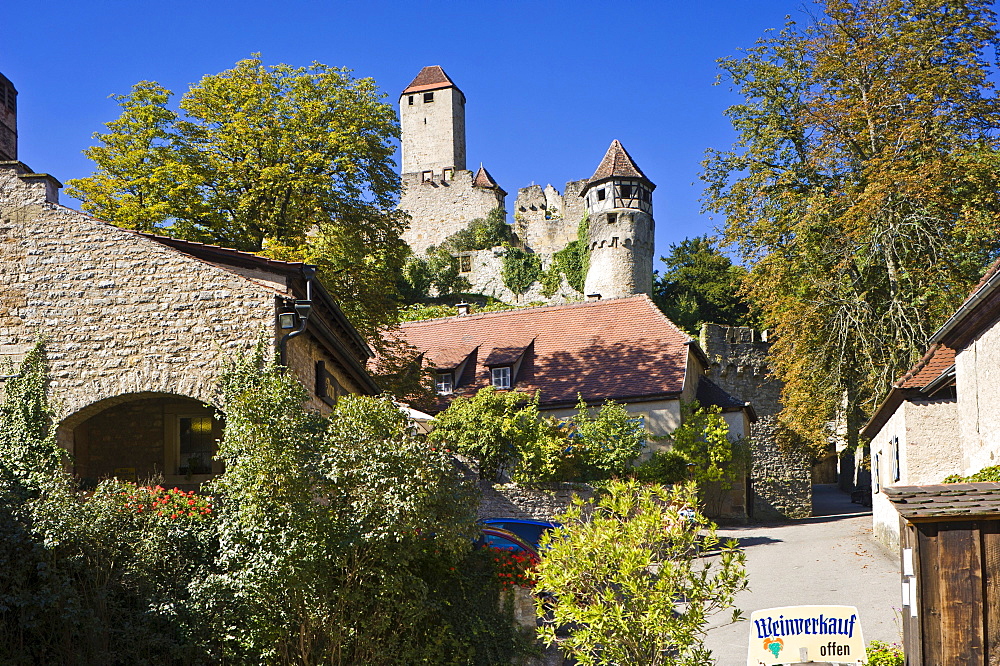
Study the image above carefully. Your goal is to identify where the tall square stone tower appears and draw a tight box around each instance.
[0,72,17,162]
[399,66,465,177]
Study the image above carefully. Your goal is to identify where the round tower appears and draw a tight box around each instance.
[580,140,655,299]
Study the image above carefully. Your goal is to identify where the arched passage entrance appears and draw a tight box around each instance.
[58,393,224,488]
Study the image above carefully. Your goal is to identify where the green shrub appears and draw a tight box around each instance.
[944,465,1000,483]
[632,450,690,484]
[445,208,512,252]
[866,640,904,665]
[501,246,543,296]
[536,480,747,665]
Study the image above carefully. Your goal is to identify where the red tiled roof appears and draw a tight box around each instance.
[396,295,694,411]
[402,66,459,95]
[588,140,651,184]
[473,165,500,189]
[895,344,956,389]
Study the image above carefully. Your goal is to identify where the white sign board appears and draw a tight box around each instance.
[747,605,866,665]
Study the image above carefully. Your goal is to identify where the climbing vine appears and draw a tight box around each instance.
[501,247,542,296]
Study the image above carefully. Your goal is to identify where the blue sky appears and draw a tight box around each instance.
[3,0,809,267]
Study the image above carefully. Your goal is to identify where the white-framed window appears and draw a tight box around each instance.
[443,167,454,181]
[596,188,606,201]
[178,415,214,475]
[491,366,512,389]
[873,452,881,493]
[436,372,454,395]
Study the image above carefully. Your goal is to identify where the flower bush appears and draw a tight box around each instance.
[114,482,213,520]
[489,547,537,590]
[866,640,904,665]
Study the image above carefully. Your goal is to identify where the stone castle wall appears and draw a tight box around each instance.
[700,324,812,520]
[584,209,654,299]
[512,180,588,255]
[399,169,504,256]
[462,247,582,305]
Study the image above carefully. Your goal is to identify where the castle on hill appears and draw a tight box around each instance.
[398,65,656,303]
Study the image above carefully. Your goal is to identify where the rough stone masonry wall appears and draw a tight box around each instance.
[512,181,587,255]
[399,170,504,256]
[464,247,582,305]
[0,164,279,425]
[700,324,812,519]
[477,481,596,521]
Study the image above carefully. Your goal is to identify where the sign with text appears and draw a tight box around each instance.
[747,605,866,665]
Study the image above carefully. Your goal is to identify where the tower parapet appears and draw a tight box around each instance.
[581,140,655,299]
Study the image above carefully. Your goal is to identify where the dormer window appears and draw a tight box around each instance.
[436,372,453,395]
[491,366,512,389]
[423,92,435,103]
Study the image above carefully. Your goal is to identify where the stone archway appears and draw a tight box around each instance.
[57,392,224,488]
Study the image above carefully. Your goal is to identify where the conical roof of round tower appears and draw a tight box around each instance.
[581,139,655,195]
[401,65,463,96]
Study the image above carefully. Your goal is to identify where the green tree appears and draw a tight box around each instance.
[652,236,753,334]
[703,0,1000,455]
[201,347,520,664]
[536,480,747,666]
[428,386,541,480]
[66,56,407,340]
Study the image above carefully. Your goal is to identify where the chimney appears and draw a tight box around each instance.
[456,302,471,316]
[587,293,602,302]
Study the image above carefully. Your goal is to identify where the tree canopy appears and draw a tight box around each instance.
[652,236,753,334]
[703,0,1000,455]
[66,56,408,340]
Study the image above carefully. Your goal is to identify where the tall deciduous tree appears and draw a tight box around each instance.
[67,56,408,340]
[704,0,1000,455]
[652,236,753,334]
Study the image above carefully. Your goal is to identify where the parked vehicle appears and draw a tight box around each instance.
[481,518,561,550]
[476,526,541,565]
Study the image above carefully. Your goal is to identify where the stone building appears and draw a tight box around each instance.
[395,295,755,521]
[862,259,1000,550]
[700,324,812,520]
[397,66,655,304]
[0,159,379,489]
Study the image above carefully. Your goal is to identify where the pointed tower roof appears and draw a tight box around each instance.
[582,140,655,195]
[473,165,507,196]
[402,66,462,96]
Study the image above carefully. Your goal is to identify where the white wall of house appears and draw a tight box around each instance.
[870,399,959,551]
[543,398,682,462]
[956,329,1000,474]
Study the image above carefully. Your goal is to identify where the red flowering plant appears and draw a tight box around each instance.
[110,482,213,521]
[489,547,538,590]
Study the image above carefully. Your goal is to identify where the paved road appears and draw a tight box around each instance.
[703,484,901,664]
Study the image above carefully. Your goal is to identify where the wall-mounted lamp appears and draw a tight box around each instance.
[278,312,297,330]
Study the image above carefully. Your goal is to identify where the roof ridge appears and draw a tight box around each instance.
[398,295,650,327]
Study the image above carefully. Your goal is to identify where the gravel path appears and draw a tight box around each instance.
[703,484,901,664]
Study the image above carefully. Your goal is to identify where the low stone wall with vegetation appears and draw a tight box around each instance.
[478,481,595,521]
